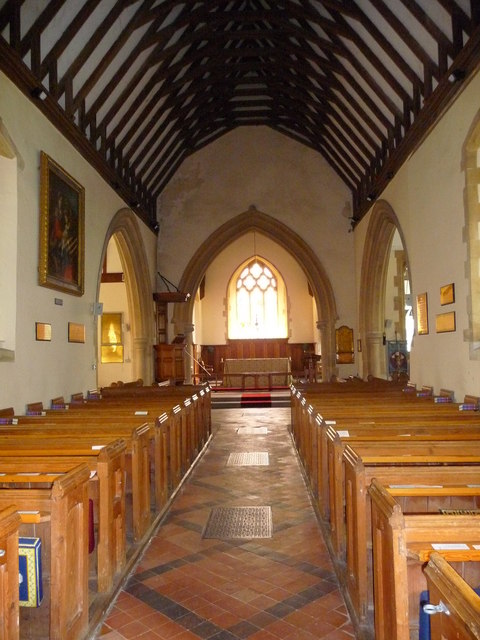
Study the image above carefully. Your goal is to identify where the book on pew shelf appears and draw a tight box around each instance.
[19,537,43,607]
[459,403,479,411]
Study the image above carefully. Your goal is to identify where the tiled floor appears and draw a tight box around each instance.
[95,407,355,640]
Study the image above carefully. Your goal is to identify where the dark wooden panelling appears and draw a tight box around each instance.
[201,340,314,378]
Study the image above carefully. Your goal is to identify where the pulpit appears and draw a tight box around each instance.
[154,340,185,383]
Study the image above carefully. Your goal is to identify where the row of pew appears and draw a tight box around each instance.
[0,382,212,640]
[290,377,480,640]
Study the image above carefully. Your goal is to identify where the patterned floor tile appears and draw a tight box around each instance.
[95,408,356,640]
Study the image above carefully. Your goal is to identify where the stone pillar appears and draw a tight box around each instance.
[316,320,336,382]
[365,331,387,379]
[132,336,150,383]
[183,323,195,384]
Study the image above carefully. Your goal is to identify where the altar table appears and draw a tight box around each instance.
[223,357,291,389]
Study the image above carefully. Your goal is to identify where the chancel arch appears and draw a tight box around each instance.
[359,200,411,379]
[0,119,21,361]
[96,209,155,386]
[172,207,338,382]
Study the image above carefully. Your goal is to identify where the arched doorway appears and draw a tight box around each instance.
[172,207,338,382]
[96,209,155,385]
[359,200,411,379]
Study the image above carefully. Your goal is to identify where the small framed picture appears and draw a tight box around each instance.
[416,292,429,335]
[436,311,456,333]
[440,283,455,305]
[35,322,51,341]
[68,322,85,343]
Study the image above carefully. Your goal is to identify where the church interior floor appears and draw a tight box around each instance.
[95,408,356,640]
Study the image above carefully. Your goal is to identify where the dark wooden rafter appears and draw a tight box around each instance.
[0,0,478,228]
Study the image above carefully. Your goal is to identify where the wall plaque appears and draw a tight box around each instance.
[416,292,428,335]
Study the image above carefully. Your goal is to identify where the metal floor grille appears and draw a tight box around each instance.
[203,506,272,539]
[227,452,270,466]
[236,427,269,435]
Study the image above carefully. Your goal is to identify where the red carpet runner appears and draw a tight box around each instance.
[240,393,272,408]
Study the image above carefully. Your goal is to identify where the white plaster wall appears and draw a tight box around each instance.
[0,72,157,413]
[157,125,356,341]
[355,69,480,400]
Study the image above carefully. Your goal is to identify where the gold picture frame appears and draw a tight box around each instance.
[35,322,51,341]
[101,313,124,363]
[436,311,456,333]
[39,152,85,296]
[416,292,429,335]
[440,283,455,306]
[68,322,85,343]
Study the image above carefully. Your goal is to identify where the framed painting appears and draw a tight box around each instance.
[416,292,429,335]
[68,322,86,343]
[101,312,124,363]
[436,311,456,333]
[39,152,85,296]
[440,283,455,306]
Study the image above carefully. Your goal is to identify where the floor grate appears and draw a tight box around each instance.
[203,506,272,539]
[226,452,270,466]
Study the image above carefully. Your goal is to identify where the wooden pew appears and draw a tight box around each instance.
[0,464,91,640]
[335,440,480,620]
[0,505,21,640]
[11,409,180,513]
[0,441,126,594]
[327,427,480,552]
[424,552,480,640]
[0,424,151,543]
[369,478,480,640]
[342,456,480,628]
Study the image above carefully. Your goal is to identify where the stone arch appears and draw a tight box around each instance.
[359,200,410,378]
[462,109,480,355]
[96,209,155,383]
[173,207,338,381]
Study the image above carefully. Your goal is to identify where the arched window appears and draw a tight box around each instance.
[228,257,288,339]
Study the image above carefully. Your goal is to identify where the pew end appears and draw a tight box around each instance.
[423,552,480,640]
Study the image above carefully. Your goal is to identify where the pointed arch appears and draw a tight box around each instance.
[359,200,410,378]
[96,209,155,383]
[462,108,480,356]
[173,207,338,381]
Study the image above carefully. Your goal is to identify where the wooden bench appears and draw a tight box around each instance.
[327,427,480,551]
[0,441,126,594]
[342,454,480,627]
[0,464,91,640]
[424,552,480,640]
[0,426,150,543]
[0,505,21,640]
[369,478,480,640]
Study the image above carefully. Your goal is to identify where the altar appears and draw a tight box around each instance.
[222,357,291,389]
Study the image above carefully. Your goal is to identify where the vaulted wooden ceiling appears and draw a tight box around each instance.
[1,1,479,230]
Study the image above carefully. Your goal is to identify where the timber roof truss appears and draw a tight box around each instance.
[1,0,479,228]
